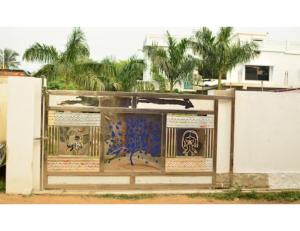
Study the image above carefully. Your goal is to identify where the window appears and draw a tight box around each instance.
[183,80,193,89]
[245,65,270,81]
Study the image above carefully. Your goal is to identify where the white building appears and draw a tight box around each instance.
[227,32,300,89]
[143,32,300,91]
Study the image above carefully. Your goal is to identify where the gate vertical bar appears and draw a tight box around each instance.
[40,76,45,190]
[161,113,166,173]
[229,95,235,187]
[132,96,137,109]
[99,112,105,173]
[212,99,218,188]
[43,89,49,189]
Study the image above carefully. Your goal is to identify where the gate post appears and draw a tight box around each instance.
[6,77,42,194]
[211,89,235,189]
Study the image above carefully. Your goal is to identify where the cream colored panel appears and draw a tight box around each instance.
[165,157,213,172]
[135,176,212,184]
[48,111,100,126]
[48,176,130,185]
[167,114,214,128]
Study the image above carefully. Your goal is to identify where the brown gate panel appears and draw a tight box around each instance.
[42,90,233,190]
[46,111,101,173]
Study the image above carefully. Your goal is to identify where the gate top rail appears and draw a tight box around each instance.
[47,90,234,100]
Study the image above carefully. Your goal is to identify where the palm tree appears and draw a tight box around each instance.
[145,31,197,91]
[23,27,112,90]
[101,56,146,91]
[190,27,259,89]
[0,48,20,69]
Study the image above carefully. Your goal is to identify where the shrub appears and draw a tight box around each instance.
[0,180,5,192]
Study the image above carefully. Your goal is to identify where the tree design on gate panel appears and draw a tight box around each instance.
[105,114,162,172]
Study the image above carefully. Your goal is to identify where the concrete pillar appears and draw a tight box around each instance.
[6,77,42,194]
[216,99,232,173]
[209,89,233,174]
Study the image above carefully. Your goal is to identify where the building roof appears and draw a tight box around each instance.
[232,32,268,41]
[143,32,300,54]
[0,69,30,77]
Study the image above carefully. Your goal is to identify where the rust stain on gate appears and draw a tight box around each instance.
[41,90,234,190]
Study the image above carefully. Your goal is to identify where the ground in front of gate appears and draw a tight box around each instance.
[1,190,300,204]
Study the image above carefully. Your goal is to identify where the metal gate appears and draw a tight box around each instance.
[41,89,233,190]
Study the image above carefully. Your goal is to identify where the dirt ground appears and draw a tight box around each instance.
[0,193,298,204]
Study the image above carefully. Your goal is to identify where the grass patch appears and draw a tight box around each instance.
[0,180,5,192]
[188,188,300,202]
[85,189,300,202]
[91,193,159,200]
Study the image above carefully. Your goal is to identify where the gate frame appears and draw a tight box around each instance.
[41,89,234,190]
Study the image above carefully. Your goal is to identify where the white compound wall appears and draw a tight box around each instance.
[234,91,300,189]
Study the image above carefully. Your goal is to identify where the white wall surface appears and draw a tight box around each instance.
[0,81,8,143]
[6,77,42,194]
[234,91,300,173]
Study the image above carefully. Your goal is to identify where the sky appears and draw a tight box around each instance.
[1,27,300,72]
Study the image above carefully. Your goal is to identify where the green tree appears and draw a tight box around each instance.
[0,48,20,69]
[23,27,112,90]
[145,31,197,92]
[190,27,259,89]
[102,56,147,92]
[152,69,167,92]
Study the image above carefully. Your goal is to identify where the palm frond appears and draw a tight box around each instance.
[76,72,106,91]
[0,48,20,69]
[226,40,259,71]
[136,81,155,92]
[72,61,117,91]
[147,31,196,91]
[33,64,56,80]
[115,56,146,91]
[217,27,233,44]
[191,27,259,89]
[23,43,59,63]
[62,27,90,63]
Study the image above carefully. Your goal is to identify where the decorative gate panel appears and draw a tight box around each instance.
[41,91,233,190]
[103,113,162,173]
[165,114,214,172]
[47,111,101,172]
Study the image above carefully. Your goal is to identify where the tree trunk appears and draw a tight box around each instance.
[218,73,223,90]
[169,79,174,92]
[130,152,134,166]
[65,72,69,87]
